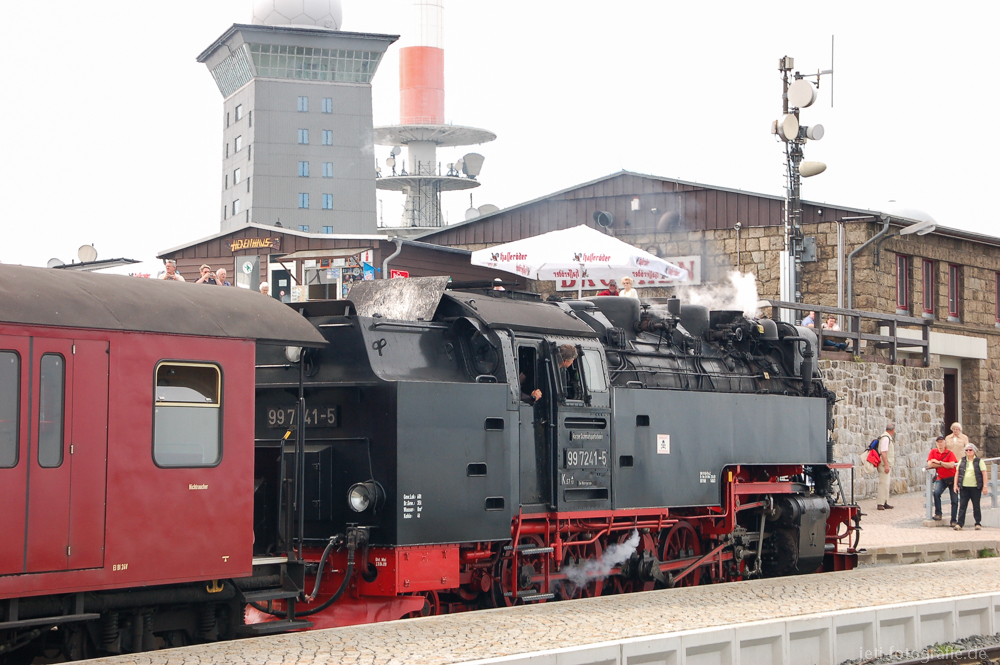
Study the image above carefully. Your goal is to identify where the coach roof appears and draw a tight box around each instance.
[0,265,326,347]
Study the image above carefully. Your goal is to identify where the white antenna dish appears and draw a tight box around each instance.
[805,124,825,140]
[787,79,817,108]
[776,114,799,141]
[465,207,481,221]
[478,204,500,215]
[385,156,395,168]
[454,157,465,173]
[800,161,827,177]
[390,146,401,157]
[461,153,485,177]
[78,244,98,263]
[46,258,65,269]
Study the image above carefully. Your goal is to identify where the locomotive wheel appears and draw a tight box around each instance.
[558,536,604,600]
[611,531,659,594]
[660,521,703,587]
[490,535,546,607]
[403,590,441,618]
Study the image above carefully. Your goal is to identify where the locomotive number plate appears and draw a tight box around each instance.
[266,406,338,428]
[564,448,608,468]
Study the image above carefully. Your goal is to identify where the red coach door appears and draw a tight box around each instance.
[0,336,30,576]
[25,338,109,573]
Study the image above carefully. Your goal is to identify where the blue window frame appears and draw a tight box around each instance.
[298,193,309,209]
[298,224,309,232]
[322,130,333,146]
[297,96,309,112]
[322,226,333,234]
[298,129,309,144]
[322,194,333,210]
[322,162,333,178]
[322,98,332,113]
[298,161,309,177]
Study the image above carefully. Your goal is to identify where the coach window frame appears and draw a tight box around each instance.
[0,350,20,468]
[37,353,66,468]
[151,360,224,468]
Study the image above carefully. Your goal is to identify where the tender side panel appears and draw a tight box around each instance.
[612,390,827,508]
[394,381,513,545]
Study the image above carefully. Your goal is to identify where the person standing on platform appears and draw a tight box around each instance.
[877,423,896,510]
[215,268,232,286]
[953,443,989,530]
[927,435,958,524]
[945,422,971,461]
[619,277,639,299]
[159,260,185,282]
[597,280,619,296]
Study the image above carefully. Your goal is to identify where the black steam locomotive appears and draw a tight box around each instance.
[249,278,858,629]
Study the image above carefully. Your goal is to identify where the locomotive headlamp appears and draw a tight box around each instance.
[348,481,384,513]
[285,346,303,363]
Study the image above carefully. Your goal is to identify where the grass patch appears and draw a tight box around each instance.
[977,547,997,558]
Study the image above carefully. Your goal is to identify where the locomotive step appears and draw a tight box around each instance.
[503,591,556,602]
[503,545,555,555]
[240,588,302,603]
[240,618,313,636]
[0,613,100,630]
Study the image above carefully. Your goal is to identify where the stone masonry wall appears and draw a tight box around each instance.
[821,358,944,500]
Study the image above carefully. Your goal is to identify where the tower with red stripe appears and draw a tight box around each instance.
[375,0,496,229]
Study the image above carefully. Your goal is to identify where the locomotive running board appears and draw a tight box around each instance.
[240,618,313,636]
[0,613,100,630]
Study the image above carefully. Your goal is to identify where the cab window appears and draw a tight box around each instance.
[153,362,222,467]
[0,351,18,468]
[580,349,608,393]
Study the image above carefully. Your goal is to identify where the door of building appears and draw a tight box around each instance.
[25,338,109,573]
[943,368,958,436]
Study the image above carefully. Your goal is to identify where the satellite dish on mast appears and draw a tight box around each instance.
[78,245,98,263]
[478,204,500,215]
[47,258,65,269]
[390,146,401,157]
[775,114,799,142]
[465,207,480,221]
[800,161,827,177]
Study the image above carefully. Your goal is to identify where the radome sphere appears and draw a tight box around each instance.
[251,0,343,30]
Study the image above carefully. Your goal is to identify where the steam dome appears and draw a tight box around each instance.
[251,0,343,30]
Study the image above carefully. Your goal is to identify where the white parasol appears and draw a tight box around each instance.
[471,224,688,298]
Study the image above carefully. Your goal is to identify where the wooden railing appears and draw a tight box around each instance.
[766,300,931,367]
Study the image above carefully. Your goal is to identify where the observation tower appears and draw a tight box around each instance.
[374,0,496,229]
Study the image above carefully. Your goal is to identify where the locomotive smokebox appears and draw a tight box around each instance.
[708,310,744,329]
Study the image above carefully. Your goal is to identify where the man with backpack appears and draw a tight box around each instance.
[877,423,896,510]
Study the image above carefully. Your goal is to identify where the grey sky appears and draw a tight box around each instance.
[1,1,995,268]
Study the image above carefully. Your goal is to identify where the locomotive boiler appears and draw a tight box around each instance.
[248,278,859,627]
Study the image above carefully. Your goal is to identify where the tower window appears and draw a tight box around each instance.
[322,162,333,178]
[235,135,243,152]
[322,194,333,210]
[234,168,241,185]
[321,97,332,113]
[298,193,309,209]
[322,130,333,146]
[298,161,309,177]
[298,129,309,144]
[235,104,243,121]
[298,96,309,112]
[298,224,309,232]
[322,226,333,234]
[233,199,240,215]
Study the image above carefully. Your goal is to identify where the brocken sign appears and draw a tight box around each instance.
[229,237,282,252]
[556,255,701,291]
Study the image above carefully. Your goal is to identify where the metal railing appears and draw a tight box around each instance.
[923,457,999,520]
[765,300,931,366]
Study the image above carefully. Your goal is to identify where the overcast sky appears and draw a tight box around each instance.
[1,1,996,268]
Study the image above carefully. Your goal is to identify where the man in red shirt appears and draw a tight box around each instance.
[597,280,619,296]
[927,435,958,524]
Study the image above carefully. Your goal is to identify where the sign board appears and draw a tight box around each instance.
[556,255,700,292]
[229,237,282,253]
[390,269,410,279]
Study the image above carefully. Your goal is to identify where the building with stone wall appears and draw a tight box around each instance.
[416,170,1000,495]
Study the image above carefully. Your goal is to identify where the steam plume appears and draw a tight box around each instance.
[562,530,640,588]
[675,271,759,317]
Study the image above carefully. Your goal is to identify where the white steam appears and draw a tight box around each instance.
[562,529,640,588]
[675,271,760,317]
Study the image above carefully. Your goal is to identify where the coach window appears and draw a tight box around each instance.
[153,362,222,467]
[38,354,65,468]
[0,351,18,468]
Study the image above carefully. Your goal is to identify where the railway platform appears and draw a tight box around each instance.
[85,557,1000,665]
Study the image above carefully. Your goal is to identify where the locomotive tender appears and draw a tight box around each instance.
[0,268,859,661]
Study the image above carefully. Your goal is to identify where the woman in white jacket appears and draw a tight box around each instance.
[620,277,639,299]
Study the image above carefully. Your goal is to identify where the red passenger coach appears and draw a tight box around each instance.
[0,265,325,661]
